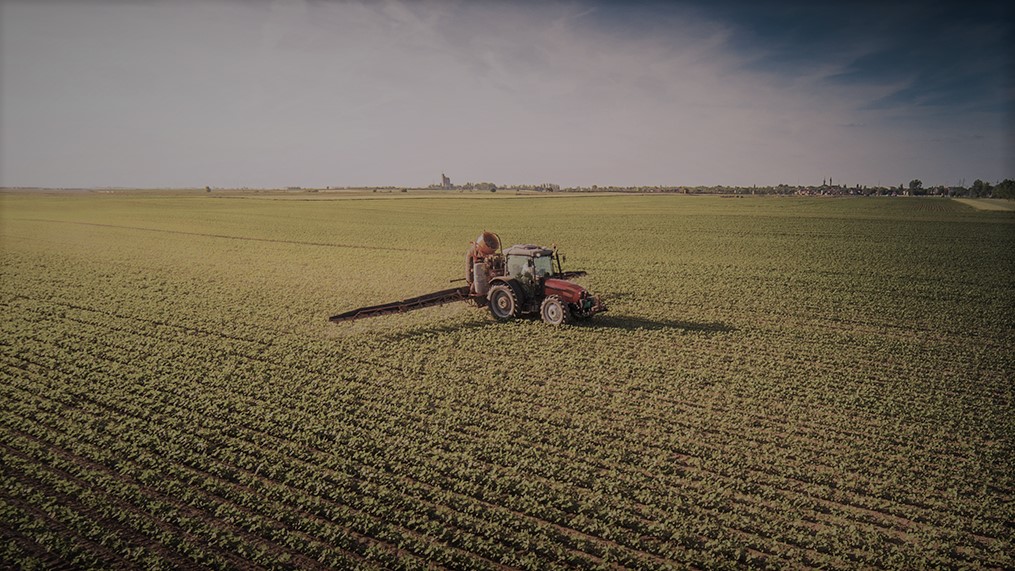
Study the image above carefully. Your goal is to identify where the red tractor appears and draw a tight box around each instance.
[331,231,606,326]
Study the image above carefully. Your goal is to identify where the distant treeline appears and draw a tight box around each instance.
[551,179,1015,198]
[418,178,1014,198]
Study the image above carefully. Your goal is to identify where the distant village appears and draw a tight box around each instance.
[25,174,1010,198]
[421,174,1013,199]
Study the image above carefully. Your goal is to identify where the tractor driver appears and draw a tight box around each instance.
[519,259,535,285]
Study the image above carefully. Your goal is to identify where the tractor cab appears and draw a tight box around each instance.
[504,245,556,293]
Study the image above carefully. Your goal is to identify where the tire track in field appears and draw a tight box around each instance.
[10,218,413,252]
[4,294,284,346]
[7,294,272,347]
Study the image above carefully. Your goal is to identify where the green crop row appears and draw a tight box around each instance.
[1,192,1012,569]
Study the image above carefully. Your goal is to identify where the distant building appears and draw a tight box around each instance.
[441,173,452,190]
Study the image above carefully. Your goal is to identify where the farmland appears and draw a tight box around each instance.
[1,191,1013,569]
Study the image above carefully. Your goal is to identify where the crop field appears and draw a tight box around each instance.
[1,191,1013,569]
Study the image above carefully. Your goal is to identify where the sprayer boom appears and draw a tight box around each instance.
[328,286,471,323]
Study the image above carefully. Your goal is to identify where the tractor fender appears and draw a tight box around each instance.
[543,278,586,304]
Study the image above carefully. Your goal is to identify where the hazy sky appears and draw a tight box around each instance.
[1,0,1011,188]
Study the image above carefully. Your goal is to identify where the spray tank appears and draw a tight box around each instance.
[466,231,501,295]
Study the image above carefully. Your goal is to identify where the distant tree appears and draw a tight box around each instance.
[971,179,993,197]
[907,179,925,195]
[995,179,1015,200]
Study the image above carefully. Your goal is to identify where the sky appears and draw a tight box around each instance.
[0,0,1011,188]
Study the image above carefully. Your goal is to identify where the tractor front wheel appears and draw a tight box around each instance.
[488,285,520,321]
[540,295,572,326]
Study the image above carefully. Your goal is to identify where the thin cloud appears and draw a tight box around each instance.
[0,0,1010,188]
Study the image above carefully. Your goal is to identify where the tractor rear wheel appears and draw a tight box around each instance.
[488,285,520,321]
[540,295,572,326]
